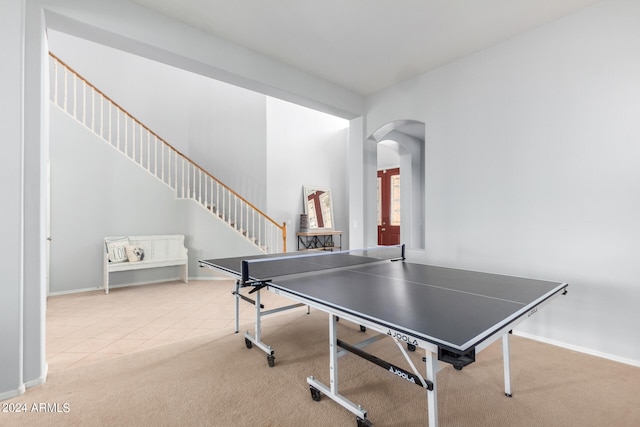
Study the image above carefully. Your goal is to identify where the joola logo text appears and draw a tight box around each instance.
[389,366,416,384]
[387,330,418,346]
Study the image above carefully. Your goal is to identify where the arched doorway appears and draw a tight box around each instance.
[369,120,425,250]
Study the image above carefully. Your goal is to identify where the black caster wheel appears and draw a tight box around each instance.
[407,343,416,352]
[356,416,372,426]
[245,338,252,349]
[267,354,275,367]
[310,385,321,402]
[359,325,366,332]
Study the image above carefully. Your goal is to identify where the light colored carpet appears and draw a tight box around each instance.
[2,308,639,426]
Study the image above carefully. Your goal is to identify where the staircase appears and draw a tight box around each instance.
[49,53,286,253]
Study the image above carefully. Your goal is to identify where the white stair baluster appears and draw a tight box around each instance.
[82,81,86,125]
[63,66,67,112]
[108,100,112,144]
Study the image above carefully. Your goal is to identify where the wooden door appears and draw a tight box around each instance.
[377,168,401,245]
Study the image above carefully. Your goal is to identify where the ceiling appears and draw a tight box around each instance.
[130,0,600,96]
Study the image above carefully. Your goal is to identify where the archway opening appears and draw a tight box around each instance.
[369,120,425,250]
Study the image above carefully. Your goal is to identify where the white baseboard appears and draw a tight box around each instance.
[513,331,640,368]
[0,383,25,402]
[49,286,103,296]
[108,277,183,291]
[48,276,230,296]
[24,368,47,389]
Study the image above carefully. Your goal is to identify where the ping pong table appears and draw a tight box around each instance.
[199,245,567,427]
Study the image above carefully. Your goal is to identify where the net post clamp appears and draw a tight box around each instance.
[247,280,272,294]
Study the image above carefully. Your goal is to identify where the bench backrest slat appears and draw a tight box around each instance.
[128,235,187,261]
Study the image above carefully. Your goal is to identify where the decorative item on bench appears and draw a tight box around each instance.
[105,238,145,263]
[299,213,309,232]
[106,237,129,264]
[126,245,145,262]
[103,235,188,294]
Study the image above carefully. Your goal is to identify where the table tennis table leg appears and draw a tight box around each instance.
[502,333,512,397]
[239,287,276,366]
[234,280,240,333]
[329,314,339,395]
[254,289,262,343]
[307,314,369,425]
[424,350,439,427]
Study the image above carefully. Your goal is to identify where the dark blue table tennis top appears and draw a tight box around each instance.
[200,254,567,352]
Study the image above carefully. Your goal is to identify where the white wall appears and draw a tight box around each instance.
[48,30,269,211]
[46,38,350,290]
[47,31,350,258]
[366,0,640,364]
[266,98,349,251]
[0,0,26,400]
[377,142,400,170]
[49,107,261,293]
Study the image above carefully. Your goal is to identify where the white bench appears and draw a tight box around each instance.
[103,235,188,294]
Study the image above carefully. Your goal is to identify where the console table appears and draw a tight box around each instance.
[297,230,343,251]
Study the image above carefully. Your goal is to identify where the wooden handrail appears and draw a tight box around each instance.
[50,52,286,251]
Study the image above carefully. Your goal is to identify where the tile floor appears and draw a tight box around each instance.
[45,279,287,372]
